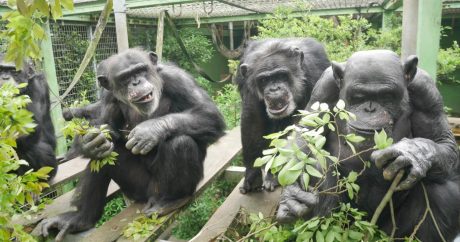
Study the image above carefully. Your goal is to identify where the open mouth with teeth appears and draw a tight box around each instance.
[133,91,154,103]
[268,104,289,115]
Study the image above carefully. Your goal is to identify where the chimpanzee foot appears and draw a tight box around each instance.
[240,168,264,194]
[264,173,279,192]
[142,196,192,216]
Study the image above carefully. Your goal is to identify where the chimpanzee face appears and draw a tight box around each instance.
[98,50,163,116]
[332,50,417,136]
[0,54,30,88]
[239,47,305,119]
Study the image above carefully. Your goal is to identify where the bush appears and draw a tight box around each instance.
[437,41,460,85]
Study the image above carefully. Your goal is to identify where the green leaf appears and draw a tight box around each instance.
[61,0,74,10]
[314,136,326,149]
[305,165,322,178]
[302,173,310,189]
[272,155,288,167]
[278,159,302,186]
[348,231,364,240]
[347,171,358,183]
[288,161,304,171]
[254,156,270,167]
[345,134,365,143]
[346,141,356,154]
[373,129,393,149]
[300,118,317,127]
[311,101,320,111]
[326,230,336,242]
[346,183,354,199]
[316,231,325,242]
[33,0,50,17]
[327,123,336,131]
[262,148,277,155]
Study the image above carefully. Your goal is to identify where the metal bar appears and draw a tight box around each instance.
[401,0,419,60]
[416,0,442,81]
[216,0,267,14]
[41,21,67,156]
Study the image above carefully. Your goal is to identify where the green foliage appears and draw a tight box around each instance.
[0,0,74,69]
[62,119,118,172]
[257,7,402,62]
[437,41,460,84]
[172,179,237,240]
[0,83,53,241]
[96,195,127,227]
[235,203,388,242]
[163,27,214,73]
[213,83,241,129]
[122,213,167,240]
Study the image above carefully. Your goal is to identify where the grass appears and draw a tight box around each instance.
[171,178,238,240]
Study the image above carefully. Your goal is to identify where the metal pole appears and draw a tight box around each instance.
[229,21,234,50]
[114,0,129,52]
[401,0,419,60]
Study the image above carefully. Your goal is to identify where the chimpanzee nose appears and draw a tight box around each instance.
[269,86,280,92]
[365,101,376,112]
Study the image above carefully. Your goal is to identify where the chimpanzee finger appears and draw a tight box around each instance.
[126,137,138,150]
[54,223,70,242]
[294,190,318,206]
[371,147,402,169]
[285,199,309,217]
[276,204,296,224]
[131,141,145,155]
[95,142,113,158]
[140,142,154,155]
[396,170,423,191]
[127,128,137,141]
[82,132,100,143]
[82,133,106,151]
[382,156,411,181]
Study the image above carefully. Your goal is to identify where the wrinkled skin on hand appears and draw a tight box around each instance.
[125,119,168,155]
[276,181,318,223]
[81,131,113,160]
[41,212,93,242]
[371,137,437,191]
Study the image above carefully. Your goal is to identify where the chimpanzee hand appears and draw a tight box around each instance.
[81,130,113,160]
[126,119,168,155]
[40,212,93,242]
[371,137,437,191]
[276,182,318,223]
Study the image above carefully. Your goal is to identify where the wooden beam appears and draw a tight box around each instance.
[155,11,165,62]
[190,179,281,242]
[401,0,419,60]
[416,0,442,81]
[41,21,67,156]
[114,0,129,52]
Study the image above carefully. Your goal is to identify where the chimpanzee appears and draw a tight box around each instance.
[0,54,58,178]
[236,38,330,193]
[276,50,460,241]
[40,49,226,241]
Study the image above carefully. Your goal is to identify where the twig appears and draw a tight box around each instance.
[422,183,447,242]
[235,222,277,242]
[389,199,396,240]
[370,170,404,225]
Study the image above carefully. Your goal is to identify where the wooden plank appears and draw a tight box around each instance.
[16,181,119,228]
[49,156,89,187]
[449,117,460,139]
[190,179,281,242]
[66,127,242,242]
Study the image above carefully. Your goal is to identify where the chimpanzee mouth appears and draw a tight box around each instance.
[347,122,384,135]
[133,91,154,103]
[268,104,289,115]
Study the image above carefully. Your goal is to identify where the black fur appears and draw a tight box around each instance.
[0,55,57,178]
[236,38,330,193]
[40,49,225,239]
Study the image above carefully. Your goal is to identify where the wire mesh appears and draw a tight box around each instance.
[128,24,156,51]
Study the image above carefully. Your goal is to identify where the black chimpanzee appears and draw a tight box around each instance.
[0,54,58,178]
[236,38,330,193]
[276,50,460,241]
[40,49,226,241]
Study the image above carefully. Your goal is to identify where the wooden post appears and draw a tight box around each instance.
[155,10,165,62]
[114,0,129,52]
[401,0,419,60]
[416,0,442,81]
[41,21,67,156]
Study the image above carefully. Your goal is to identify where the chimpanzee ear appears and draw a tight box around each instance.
[98,76,111,90]
[240,63,249,77]
[331,61,345,88]
[148,52,158,65]
[403,55,418,83]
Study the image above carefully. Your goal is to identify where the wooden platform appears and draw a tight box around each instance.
[18,127,242,242]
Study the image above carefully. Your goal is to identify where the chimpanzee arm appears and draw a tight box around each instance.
[126,66,225,155]
[407,70,458,178]
[372,69,459,190]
